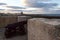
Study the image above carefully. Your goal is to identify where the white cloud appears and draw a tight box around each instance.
[0,0,6,3]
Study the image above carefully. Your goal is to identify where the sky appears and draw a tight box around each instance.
[0,0,60,14]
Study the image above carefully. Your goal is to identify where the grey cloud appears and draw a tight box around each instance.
[40,9,60,14]
[0,9,5,10]
[39,0,50,1]
[6,6,25,9]
[50,10,60,14]
[25,0,57,8]
[25,2,58,8]
[10,10,22,11]
[0,3,7,5]
[9,10,33,12]
[25,0,50,3]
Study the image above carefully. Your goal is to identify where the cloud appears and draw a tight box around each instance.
[25,2,58,8]
[24,0,58,8]
[23,0,58,14]
[6,6,26,9]
[0,3,7,5]
[9,10,22,11]
[39,8,60,14]
[50,9,60,14]
[39,0,50,1]
[9,9,34,12]
[0,9,5,10]
[23,7,60,14]
[25,0,50,3]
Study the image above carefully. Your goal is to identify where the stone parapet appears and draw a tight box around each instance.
[28,18,60,40]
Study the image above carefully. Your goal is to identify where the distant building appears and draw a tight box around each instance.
[21,11,23,15]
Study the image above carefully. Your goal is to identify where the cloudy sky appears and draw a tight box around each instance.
[0,0,60,14]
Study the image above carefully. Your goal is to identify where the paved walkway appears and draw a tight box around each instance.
[0,28,27,40]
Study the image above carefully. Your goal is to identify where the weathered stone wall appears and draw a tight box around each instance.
[0,16,31,28]
[18,16,31,22]
[28,18,60,40]
[0,16,17,27]
[18,16,31,32]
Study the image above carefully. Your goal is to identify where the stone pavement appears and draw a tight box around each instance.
[0,28,27,40]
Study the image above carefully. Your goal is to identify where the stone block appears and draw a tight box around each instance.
[28,18,60,40]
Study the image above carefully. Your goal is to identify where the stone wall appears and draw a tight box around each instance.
[28,18,60,40]
[0,16,17,27]
[0,16,31,28]
[18,16,31,22]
